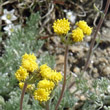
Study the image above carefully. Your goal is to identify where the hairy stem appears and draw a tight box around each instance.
[55,45,68,110]
[83,0,110,72]
[20,82,27,110]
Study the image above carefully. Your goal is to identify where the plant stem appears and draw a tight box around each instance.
[55,45,68,110]
[45,100,49,110]
[20,82,27,110]
[83,0,110,72]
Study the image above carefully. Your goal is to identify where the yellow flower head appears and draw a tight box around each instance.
[84,26,92,36]
[15,66,29,81]
[22,53,38,72]
[76,20,92,35]
[53,18,70,35]
[40,64,62,83]
[34,88,50,102]
[72,27,84,42]
[50,70,62,83]
[37,79,55,91]
[40,64,52,78]
[19,82,24,89]
[19,82,35,91]
[22,53,37,61]
[22,59,38,72]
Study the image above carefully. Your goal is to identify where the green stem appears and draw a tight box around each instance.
[55,45,68,110]
[20,82,27,110]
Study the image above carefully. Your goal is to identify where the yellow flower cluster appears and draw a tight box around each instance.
[53,18,70,35]
[34,79,55,102]
[53,19,92,43]
[22,53,38,72]
[34,64,62,102]
[72,27,84,42]
[34,88,50,102]
[15,53,38,82]
[22,53,36,61]
[72,20,92,42]
[76,20,92,36]
[40,64,62,83]
[15,66,29,81]
[37,79,55,91]
[15,53,62,102]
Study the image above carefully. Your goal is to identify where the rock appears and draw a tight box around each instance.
[93,73,99,78]
[99,57,108,64]
[83,47,89,53]
[73,67,80,73]
[101,27,110,42]
[107,48,110,55]
[103,49,108,56]
[56,55,64,65]
[94,60,99,66]
[102,66,110,76]
[80,95,86,101]
[69,46,83,53]
[93,68,98,74]
[85,36,91,42]
[92,67,99,78]
[105,20,110,28]
[55,55,64,71]
[77,51,84,59]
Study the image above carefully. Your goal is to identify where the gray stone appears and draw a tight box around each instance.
[101,27,110,42]
[105,21,110,28]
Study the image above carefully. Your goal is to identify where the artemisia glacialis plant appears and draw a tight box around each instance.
[15,53,62,102]
[52,18,92,109]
